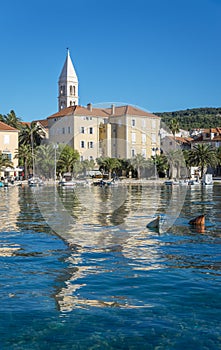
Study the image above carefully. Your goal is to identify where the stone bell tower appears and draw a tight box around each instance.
[58,49,79,110]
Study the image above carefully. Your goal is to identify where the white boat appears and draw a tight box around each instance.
[59,173,76,187]
[188,179,200,186]
[28,176,44,187]
[202,174,213,186]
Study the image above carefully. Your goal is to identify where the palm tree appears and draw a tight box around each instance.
[169,118,180,142]
[3,110,22,129]
[81,159,95,176]
[57,145,80,174]
[130,154,146,179]
[19,122,45,148]
[189,144,217,178]
[154,154,169,178]
[35,144,55,179]
[14,144,32,179]
[96,157,121,180]
[165,149,186,179]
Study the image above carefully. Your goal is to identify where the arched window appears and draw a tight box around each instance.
[73,86,76,96]
[70,86,72,95]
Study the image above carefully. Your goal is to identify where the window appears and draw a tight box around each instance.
[89,127,93,134]
[132,119,136,127]
[80,156,84,161]
[152,119,156,129]
[142,134,146,144]
[81,127,85,134]
[4,135,9,144]
[62,127,65,134]
[68,126,71,134]
[132,132,136,143]
[81,141,85,148]
[142,149,146,157]
[151,134,156,143]
[142,119,146,128]
[89,156,93,160]
[131,149,135,157]
[3,153,12,160]
[88,141,94,148]
[60,85,65,95]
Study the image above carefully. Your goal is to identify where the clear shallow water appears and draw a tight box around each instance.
[0,184,220,349]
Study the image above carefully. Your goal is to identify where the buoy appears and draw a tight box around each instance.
[146,216,160,229]
[189,214,205,226]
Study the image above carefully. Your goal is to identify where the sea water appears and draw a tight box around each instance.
[0,184,220,349]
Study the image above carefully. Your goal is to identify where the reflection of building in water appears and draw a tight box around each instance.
[52,186,164,312]
[0,187,20,231]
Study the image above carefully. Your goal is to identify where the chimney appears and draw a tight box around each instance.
[87,103,92,111]
[111,104,115,115]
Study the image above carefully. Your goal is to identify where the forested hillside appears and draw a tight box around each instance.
[155,107,221,130]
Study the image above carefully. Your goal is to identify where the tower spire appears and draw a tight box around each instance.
[58,50,79,110]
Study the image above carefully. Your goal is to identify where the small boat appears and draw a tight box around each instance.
[189,214,205,226]
[28,176,44,187]
[202,174,213,186]
[146,216,160,229]
[164,179,179,186]
[59,173,76,188]
[188,179,200,186]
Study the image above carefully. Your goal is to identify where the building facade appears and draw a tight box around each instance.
[47,51,160,161]
[0,121,19,176]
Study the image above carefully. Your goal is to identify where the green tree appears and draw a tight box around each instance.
[14,144,32,179]
[169,118,180,141]
[0,110,22,129]
[165,149,186,179]
[96,157,121,180]
[35,144,55,179]
[189,144,217,178]
[57,145,80,174]
[19,122,45,148]
[81,159,95,176]
[130,154,146,179]
[4,110,22,129]
[154,154,169,177]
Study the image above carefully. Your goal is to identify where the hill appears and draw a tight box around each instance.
[155,107,221,130]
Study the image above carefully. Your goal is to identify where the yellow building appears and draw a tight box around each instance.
[48,103,160,161]
[47,50,160,161]
[0,121,19,176]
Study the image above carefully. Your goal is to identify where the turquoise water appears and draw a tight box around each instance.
[0,184,220,349]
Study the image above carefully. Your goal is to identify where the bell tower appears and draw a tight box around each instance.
[58,49,79,110]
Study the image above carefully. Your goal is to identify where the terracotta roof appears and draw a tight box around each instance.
[35,119,48,128]
[105,105,159,118]
[175,136,193,143]
[0,121,19,132]
[212,135,221,141]
[47,105,109,119]
[47,104,159,120]
[20,121,31,127]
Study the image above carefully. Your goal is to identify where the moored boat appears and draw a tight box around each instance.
[28,176,44,187]
[202,174,213,186]
[58,173,76,188]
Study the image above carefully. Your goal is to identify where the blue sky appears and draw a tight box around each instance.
[1,0,221,121]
